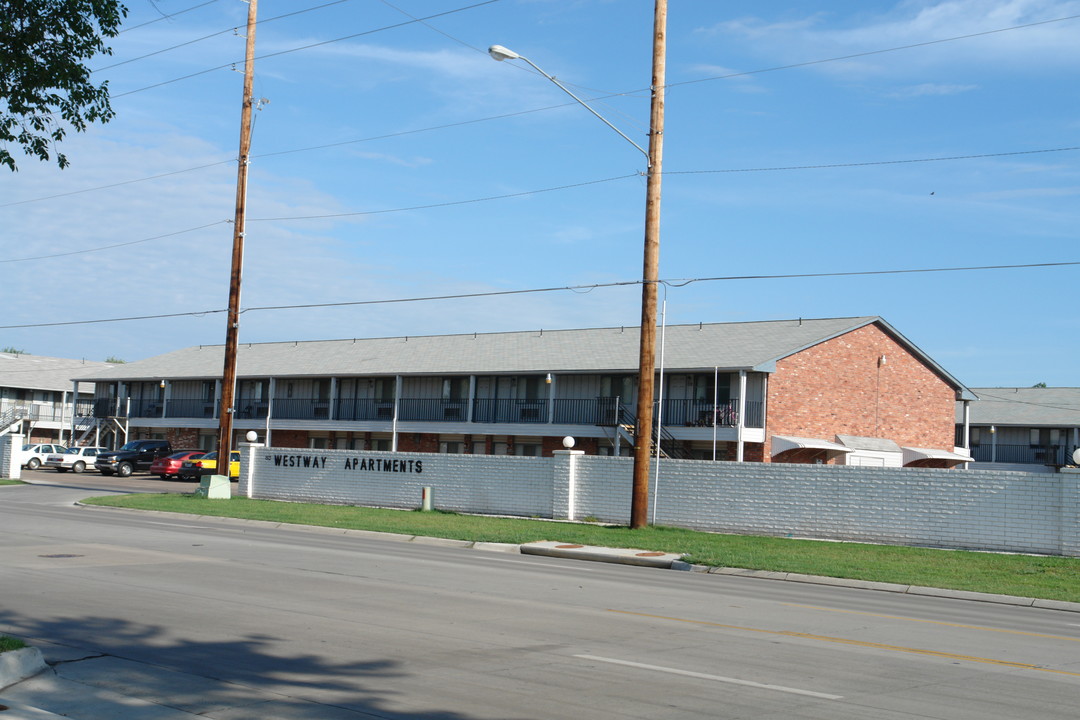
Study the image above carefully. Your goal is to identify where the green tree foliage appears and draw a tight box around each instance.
[0,0,128,171]
[1,346,28,354]
[104,355,125,363]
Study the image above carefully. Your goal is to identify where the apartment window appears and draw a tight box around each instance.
[517,376,542,401]
[439,441,464,454]
[373,378,394,402]
[310,436,329,449]
[442,377,469,400]
[600,375,634,399]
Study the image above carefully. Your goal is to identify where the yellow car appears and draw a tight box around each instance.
[180,450,240,481]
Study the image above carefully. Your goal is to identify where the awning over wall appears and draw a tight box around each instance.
[772,435,853,459]
[902,447,973,466]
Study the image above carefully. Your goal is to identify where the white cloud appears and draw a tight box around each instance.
[697,1,1080,79]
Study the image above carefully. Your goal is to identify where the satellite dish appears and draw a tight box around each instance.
[1073,448,1080,466]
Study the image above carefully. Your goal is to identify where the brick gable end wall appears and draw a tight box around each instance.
[765,323,956,461]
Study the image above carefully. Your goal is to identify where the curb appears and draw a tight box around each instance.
[75,502,1080,613]
[0,647,48,691]
[521,540,681,568]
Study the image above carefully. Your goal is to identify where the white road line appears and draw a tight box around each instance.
[573,654,843,700]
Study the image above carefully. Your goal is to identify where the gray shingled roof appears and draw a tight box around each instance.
[959,387,1080,426]
[72,316,971,395]
[0,352,110,392]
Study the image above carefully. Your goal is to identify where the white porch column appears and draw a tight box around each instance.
[467,375,476,423]
[69,381,79,444]
[391,375,402,452]
[329,377,338,420]
[736,370,747,462]
[266,378,276,447]
[547,374,556,424]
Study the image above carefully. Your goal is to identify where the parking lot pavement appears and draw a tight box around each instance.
[9,467,219,494]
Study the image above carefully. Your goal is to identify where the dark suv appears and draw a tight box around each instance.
[95,440,173,477]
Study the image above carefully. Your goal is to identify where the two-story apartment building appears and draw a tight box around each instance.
[956,387,1080,472]
[1,351,109,445]
[72,316,974,465]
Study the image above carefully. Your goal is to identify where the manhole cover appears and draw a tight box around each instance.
[635,552,666,557]
[555,544,585,549]
[39,554,85,559]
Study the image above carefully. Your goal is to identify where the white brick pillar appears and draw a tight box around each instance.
[239,441,264,498]
[1061,467,1080,557]
[552,448,584,520]
[0,433,23,479]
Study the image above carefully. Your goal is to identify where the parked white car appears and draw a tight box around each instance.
[44,446,109,473]
[21,443,67,470]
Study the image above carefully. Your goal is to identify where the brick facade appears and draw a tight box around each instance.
[764,323,957,462]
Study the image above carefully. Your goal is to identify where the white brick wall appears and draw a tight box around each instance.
[239,443,1080,556]
[242,445,552,516]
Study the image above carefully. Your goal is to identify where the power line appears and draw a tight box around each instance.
[247,173,641,222]
[96,0,360,73]
[9,12,1078,208]
[110,0,502,98]
[0,222,228,264]
[2,259,1075,330]
[667,13,1080,92]
[118,0,221,34]
[6,139,1079,261]
[969,390,1080,413]
[667,146,1080,175]
[8,142,1076,212]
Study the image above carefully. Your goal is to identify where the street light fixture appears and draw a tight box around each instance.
[489,0,666,529]
[487,45,650,166]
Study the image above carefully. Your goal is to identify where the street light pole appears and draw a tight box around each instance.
[217,0,258,471]
[490,0,667,528]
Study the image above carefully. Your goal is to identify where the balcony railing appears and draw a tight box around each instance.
[129,398,165,418]
[968,443,1075,466]
[83,395,768,429]
[0,401,67,423]
[473,398,548,424]
[660,399,764,429]
[399,398,469,422]
[168,398,218,418]
[337,398,395,421]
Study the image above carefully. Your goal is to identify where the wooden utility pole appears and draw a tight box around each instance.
[630,0,667,529]
[217,0,258,467]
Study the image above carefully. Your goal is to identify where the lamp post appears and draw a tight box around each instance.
[489,0,667,528]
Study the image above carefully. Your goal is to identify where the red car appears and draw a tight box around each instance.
[150,450,205,480]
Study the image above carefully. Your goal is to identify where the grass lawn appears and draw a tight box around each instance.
[0,479,24,486]
[83,492,1080,603]
[0,636,27,653]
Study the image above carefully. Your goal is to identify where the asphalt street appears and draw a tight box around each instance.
[2,470,1080,719]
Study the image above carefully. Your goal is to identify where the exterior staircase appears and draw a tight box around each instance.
[0,405,28,436]
[604,402,694,460]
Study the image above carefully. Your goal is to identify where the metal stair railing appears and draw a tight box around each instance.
[616,403,695,460]
[0,405,29,436]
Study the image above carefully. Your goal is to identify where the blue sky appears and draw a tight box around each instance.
[3,0,1078,387]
